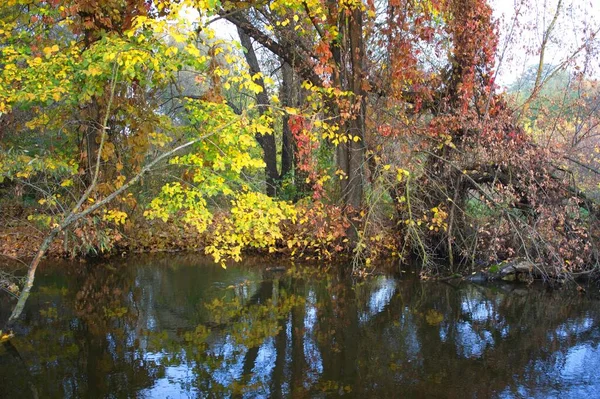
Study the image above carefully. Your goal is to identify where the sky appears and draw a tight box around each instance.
[490,0,600,86]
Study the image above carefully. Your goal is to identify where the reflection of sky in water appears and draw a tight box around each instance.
[550,317,595,341]
[139,363,199,398]
[560,343,600,381]
[12,260,600,398]
[454,291,507,357]
[107,277,600,399]
[247,337,276,398]
[304,289,323,385]
[455,321,494,358]
[399,310,422,360]
[206,335,244,387]
[305,290,318,331]
[461,297,495,322]
[141,351,199,398]
[359,277,396,324]
[134,273,158,331]
[498,343,600,398]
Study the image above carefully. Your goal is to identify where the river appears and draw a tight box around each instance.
[1,254,599,398]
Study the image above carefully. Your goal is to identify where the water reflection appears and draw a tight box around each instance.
[1,255,599,398]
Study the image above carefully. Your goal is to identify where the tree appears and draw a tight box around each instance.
[216,0,498,240]
[237,27,279,197]
[0,0,296,326]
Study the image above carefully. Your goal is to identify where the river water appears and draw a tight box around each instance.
[0,255,599,398]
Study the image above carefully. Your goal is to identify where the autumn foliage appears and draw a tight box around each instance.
[0,0,598,290]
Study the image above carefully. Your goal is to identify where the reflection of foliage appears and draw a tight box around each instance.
[183,325,210,347]
[3,257,600,397]
[72,263,137,334]
[38,306,58,320]
[206,293,305,348]
[424,309,444,326]
[318,380,353,395]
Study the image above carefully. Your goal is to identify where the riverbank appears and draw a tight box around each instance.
[1,212,598,285]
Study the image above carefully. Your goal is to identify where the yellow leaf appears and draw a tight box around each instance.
[87,65,103,76]
[43,46,57,57]
[185,43,200,57]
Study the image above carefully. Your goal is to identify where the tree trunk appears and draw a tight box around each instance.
[336,7,366,243]
[82,99,101,185]
[237,28,279,197]
[346,8,366,211]
[6,228,59,326]
[280,62,295,180]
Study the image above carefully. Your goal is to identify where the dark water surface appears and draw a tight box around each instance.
[1,255,599,398]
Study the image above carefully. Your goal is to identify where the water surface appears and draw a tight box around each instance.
[1,255,599,398]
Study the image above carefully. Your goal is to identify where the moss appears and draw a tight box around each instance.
[488,263,502,274]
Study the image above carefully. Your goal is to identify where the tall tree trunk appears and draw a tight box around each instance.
[346,8,366,211]
[82,98,101,185]
[280,62,295,180]
[280,61,313,200]
[237,28,279,197]
[336,7,366,243]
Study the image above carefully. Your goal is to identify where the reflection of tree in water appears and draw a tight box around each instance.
[1,256,600,398]
[3,262,160,398]
[349,280,600,398]
[149,267,600,398]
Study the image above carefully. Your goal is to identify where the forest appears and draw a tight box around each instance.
[0,0,599,327]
